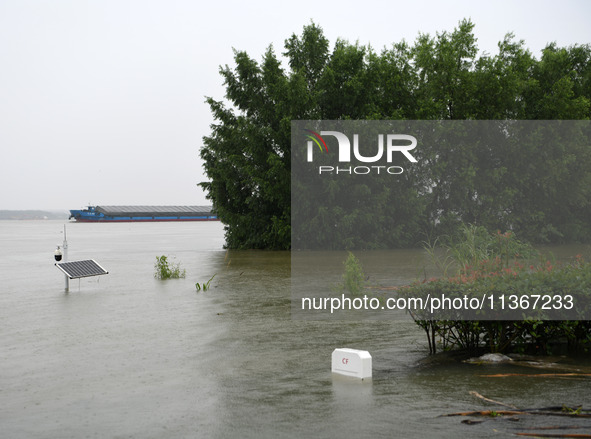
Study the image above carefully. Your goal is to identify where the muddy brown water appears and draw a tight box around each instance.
[1,221,590,438]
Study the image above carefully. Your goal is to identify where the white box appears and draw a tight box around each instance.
[331,348,372,379]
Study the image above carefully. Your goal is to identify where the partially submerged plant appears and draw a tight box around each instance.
[341,251,365,296]
[402,232,591,354]
[154,255,186,280]
[422,224,538,279]
[562,405,582,415]
[196,274,216,291]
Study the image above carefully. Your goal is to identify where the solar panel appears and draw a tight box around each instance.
[55,260,109,279]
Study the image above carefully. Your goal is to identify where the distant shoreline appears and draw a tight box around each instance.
[0,210,69,220]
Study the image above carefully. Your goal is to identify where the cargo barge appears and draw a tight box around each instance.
[69,205,218,222]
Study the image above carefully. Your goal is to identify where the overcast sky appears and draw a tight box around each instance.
[1,0,589,211]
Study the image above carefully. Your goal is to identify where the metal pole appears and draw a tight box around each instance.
[63,224,69,292]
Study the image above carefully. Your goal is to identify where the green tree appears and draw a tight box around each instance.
[201,50,296,249]
[201,21,591,249]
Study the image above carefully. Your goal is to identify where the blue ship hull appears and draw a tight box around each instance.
[69,206,218,222]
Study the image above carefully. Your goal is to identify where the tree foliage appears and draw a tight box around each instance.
[201,20,591,249]
[401,228,591,354]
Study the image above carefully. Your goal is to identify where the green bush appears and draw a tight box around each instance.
[423,224,538,277]
[154,255,186,280]
[341,252,366,296]
[402,228,591,354]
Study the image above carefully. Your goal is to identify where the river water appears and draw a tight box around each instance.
[1,220,590,438]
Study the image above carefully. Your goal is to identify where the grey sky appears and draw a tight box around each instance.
[1,0,589,210]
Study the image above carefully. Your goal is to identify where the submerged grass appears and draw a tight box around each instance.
[154,255,186,280]
[195,274,216,291]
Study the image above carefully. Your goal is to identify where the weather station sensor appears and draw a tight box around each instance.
[54,225,108,292]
